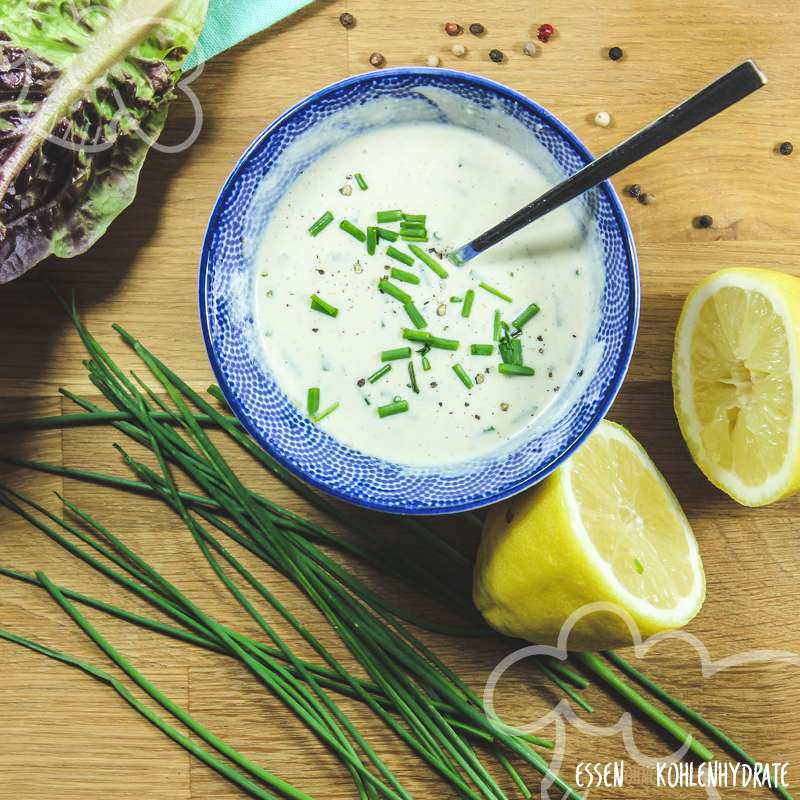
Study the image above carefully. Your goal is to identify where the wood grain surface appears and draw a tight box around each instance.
[1,2,799,799]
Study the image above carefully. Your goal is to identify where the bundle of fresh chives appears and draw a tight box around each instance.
[0,303,790,800]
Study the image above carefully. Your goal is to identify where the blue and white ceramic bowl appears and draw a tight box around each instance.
[199,68,639,516]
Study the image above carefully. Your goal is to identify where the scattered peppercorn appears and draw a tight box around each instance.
[489,48,504,63]
[469,22,485,35]
[339,184,352,196]
[357,378,366,387]
[594,111,612,127]
[608,46,623,61]
[779,141,794,156]
[475,374,485,384]
[627,184,641,198]
[426,54,441,67]
[694,214,713,229]
[338,12,355,28]
[369,52,385,68]
[639,192,656,205]
[523,41,537,57]
[445,21,462,36]
[500,402,510,411]
[451,43,466,57]
[436,303,447,316]
[537,23,555,43]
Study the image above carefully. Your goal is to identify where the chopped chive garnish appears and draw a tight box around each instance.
[399,224,427,236]
[493,310,502,341]
[408,362,419,394]
[417,343,432,356]
[408,244,448,279]
[400,234,429,243]
[512,302,541,330]
[461,289,475,318]
[308,211,334,236]
[376,226,399,242]
[634,558,645,575]
[381,347,412,362]
[450,296,463,303]
[428,335,460,351]
[421,355,432,371]
[390,267,420,285]
[377,209,403,223]
[378,399,409,418]
[403,302,427,330]
[340,219,366,242]
[378,278,412,304]
[470,344,494,356]
[479,282,512,303]
[367,364,392,383]
[354,173,368,191]
[386,246,415,267]
[403,213,427,224]
[307,387,320,417]
[452,363,473,389]
[310,294,339,317]
[498,363,535,376]
[498,337,514,364]
[366,226,378,255]
[511,338,523,366]
[402,328,432,343]
[314,402,340,422]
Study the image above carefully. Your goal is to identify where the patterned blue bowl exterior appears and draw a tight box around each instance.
[199,68,639,515]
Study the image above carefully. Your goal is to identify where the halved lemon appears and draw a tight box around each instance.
[673,268,800,506]
[473,421,705,650]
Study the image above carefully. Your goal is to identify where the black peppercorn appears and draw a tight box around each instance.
[489,48,504,63]
[694,214,713,229]
[608,46,623,61]
[627,183,641,198]
[469,22,485,35]
[338,12,355,28]
[369,52,385,68]
[779,141,794,156]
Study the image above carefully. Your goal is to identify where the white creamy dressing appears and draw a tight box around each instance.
[254,121,602,466]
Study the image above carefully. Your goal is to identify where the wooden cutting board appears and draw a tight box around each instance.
[1,3,798,798]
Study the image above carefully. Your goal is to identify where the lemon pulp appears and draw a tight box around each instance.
[673,268,800,506]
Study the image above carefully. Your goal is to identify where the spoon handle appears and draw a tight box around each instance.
[449,60,767,265]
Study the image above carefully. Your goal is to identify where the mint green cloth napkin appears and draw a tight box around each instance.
[184,0,314,70]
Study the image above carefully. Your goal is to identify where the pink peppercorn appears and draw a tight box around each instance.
[537,23,555,42]
[445,21,462,36]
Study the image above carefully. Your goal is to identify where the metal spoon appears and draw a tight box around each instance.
[448,60,767,266]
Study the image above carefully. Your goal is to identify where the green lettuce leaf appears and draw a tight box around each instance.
[0,0,208,283]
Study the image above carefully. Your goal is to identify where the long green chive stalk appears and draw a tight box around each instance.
[575,653,713,762]
[0,303,790,800]
[602,651,794,800]
[0,627,293,800]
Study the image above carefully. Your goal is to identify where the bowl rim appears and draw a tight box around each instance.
[198,66,640,515]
